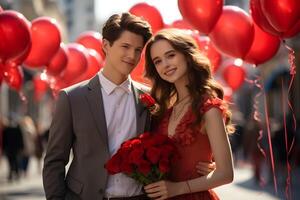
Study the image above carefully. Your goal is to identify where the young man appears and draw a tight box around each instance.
[42,13,152,200]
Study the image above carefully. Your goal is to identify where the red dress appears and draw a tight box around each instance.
[154,98,227,200]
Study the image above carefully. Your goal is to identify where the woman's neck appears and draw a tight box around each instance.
[174,82,190,102]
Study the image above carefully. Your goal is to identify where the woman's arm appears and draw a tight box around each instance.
[187,107,234,191]
[144,108,234,199]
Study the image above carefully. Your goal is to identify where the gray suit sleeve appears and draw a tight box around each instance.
[43,91,73,200]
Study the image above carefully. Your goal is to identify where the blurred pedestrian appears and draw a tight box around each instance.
[19,115,37,177]
[2,115,24,181]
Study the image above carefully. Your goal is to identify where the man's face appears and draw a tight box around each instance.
[103,30,144,77]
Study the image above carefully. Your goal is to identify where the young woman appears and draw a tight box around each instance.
[143,28,234,200]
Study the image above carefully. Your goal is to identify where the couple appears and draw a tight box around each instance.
[43,13,234,200]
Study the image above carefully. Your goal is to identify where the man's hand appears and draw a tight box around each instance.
[196,161,216,175]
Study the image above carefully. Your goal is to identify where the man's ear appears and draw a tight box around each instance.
[102,39,110,55]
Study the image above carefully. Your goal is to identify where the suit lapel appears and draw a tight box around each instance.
[132,83,148,135]
[85,75,109,149]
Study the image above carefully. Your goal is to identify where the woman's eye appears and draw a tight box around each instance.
[154,60,161,65]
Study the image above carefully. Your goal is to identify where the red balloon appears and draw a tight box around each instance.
[244,22,280,65]
[282,19,300,38]
[209,6,254,59]
[2,65,23,91]
[7,42,32,68]
[33,74,49,101]
[48,76,66,95]
[24,17,61,68]
[46,43,68,76]
[0,63,4,85]
[60,44,88,84]
[0,11,31,64]
[178,0,223,34]
[76,31,105,59]
[170,19,195,31]
[81,49,103,81]
[129,3,164,33]
[222,63,246,91]
[250,0,280,36]
[193,35,222,73]
[261,0,300,33]
[131,52,151,85]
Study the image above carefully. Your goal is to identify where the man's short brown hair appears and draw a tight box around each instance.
[102,12,152,46]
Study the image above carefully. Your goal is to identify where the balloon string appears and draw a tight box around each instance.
[245,75,266,186]
[281,78,293,200]
[18,90,28,104]
[282,40,297,133]
[18,90,29,116]
[262,83,278,194]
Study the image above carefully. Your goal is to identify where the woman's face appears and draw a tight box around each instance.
[150,39,188,84]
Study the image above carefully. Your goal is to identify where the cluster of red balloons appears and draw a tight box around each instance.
[176,0,300,92]
[0,11,30,90]
[0,9,103,99]
[178,0,299,66]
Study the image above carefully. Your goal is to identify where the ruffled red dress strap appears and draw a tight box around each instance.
[200,97,227,116]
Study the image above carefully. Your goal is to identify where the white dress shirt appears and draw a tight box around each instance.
[98,71,142,197]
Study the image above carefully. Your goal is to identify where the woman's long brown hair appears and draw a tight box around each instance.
[144,29,234,134]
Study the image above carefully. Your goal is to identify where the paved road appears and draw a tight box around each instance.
[0,158,298,200]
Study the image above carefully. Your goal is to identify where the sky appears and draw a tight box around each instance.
[95,0,182,25]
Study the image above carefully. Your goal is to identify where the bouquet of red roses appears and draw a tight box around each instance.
[104,132,176,185]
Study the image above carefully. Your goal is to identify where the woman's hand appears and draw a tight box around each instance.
[144,180,183,200]
[196,161,216,175]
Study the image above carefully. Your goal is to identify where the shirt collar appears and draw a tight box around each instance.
[99,70,132,95]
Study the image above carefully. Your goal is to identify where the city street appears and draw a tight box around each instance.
[0,157,299,200]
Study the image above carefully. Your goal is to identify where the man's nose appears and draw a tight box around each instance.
[127,49,136,60]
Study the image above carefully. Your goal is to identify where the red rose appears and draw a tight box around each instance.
[121,160,134,174]
[129,147,144,165]
[146,146,161,164]
[121,140,132,148]
[105,132,177,185]
[130,138,142,148]
[143,137,156,148]
[138,160,151,176]
[139,132,151,140]
[159,158,170,173]
[104,154,122,174]
[117,145,132,160]
[153,133,169,145]
[139,93,156,109]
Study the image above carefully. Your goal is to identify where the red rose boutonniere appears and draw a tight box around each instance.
[104,132,176,185]
[139,93,156,113]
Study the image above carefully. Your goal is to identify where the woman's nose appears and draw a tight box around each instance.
[162,59,170,68]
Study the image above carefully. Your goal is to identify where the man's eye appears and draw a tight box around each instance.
[167,54,175,58]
